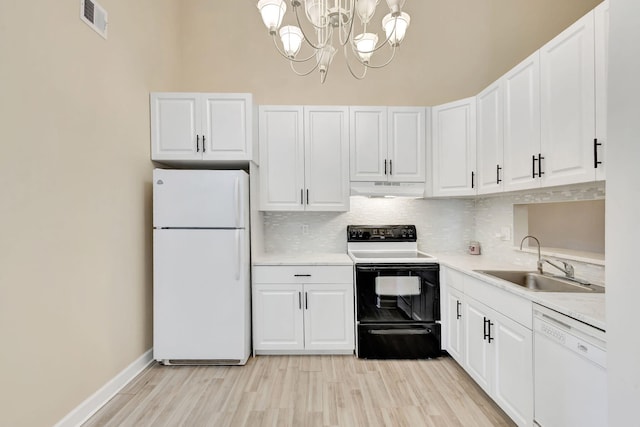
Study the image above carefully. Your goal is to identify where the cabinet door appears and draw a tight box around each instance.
[492,313,534,427]
[150,93,200,161]
[259,106,305,211]
[464,298,492,394]
[594,0,609,181]
[350,107,388,181]
[503,52,541,192]
[201,94,252,161]
[303,284,355,351]
[432,98,477,197]
[388,107,426,182]
[304,107,350,211]
[253,284,304,351]
[446,287,465,365]
[540,11,596,186]
[477,81,504,195]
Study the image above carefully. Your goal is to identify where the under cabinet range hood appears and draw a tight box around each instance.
[350,181,425,198]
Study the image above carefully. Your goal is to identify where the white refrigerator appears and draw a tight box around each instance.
[153,169,251,365]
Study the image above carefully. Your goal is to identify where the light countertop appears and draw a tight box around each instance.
[252,253,354,266]
[251,251,605,330]
[434,253,606,331]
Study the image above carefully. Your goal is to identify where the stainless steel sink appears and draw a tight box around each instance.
[474,270,605,293]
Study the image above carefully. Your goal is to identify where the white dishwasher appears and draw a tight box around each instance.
[533,304,607,427]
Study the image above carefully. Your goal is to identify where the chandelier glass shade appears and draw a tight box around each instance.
[256,0,411,83]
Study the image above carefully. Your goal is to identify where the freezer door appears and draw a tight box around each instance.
[153,229,250,362]
[153,169,249,228]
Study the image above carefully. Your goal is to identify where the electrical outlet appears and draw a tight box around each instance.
[501,226,511,241]
[301,224,309,235]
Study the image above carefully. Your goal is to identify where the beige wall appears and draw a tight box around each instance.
[0,1,180,426]
[178,0,600,105]
[0,1,603,425]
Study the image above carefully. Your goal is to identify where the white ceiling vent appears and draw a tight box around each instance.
[80,0,108,39]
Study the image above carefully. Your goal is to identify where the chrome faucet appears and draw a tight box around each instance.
[519,235,579,281]
[520,235,543,274]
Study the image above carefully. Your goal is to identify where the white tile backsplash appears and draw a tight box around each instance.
[263,197,475,255]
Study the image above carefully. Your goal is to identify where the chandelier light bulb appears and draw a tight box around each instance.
[317,45,337,73]
[354,33,378,63]
[356,0,380,24]
[385,0,406,16]
[382,12,410,46]
[257,0,287,34]
[279,26,304,58]
[305,0,325,27]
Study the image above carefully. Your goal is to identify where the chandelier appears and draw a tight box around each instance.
[256,0,411,83]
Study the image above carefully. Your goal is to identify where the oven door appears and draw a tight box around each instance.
[355,264,440,324]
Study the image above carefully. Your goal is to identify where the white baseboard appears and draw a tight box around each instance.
[54,348,154,427]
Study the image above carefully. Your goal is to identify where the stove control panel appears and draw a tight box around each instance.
[347,225,417,242]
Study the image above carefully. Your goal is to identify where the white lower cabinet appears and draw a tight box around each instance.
[445,286,465,365]
[252,265,355,354]
[443,267,533,427]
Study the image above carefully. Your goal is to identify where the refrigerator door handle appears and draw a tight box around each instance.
[234,177,241,228]
[235,229,241,280]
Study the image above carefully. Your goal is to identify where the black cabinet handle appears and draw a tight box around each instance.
[594,138,602,168]
[298,292,302,310]
[300,189,303,205]
[532,155,537,178]
[305,292,308,310]
[456,300,461,319]
[538,153,545,176]
[389,159,393,175]
[497,165,502,184]
[294,274,311,277]
[384,159,388,175]
[483,317,489,341]
[196,135,200,152]
[488,321,494,343]
[471,171,475,189]
[306,189,309,205]
[202,135,206,153]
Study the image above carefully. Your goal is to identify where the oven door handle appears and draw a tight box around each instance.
[368,328,431,335]
[355,266,438,272]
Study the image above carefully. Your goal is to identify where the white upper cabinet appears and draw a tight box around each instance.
[350,107,425,183]
[432,97,477,197]
[259,106,349,212]
[539,10,596,187]
[477,80,504,194]
[304,106,350,211]
[387,107,426,182]
[350,107,387,181]
[150,92,253,163]
[594,0,609,181]
[259,106,305,211]
[503,52,542,192]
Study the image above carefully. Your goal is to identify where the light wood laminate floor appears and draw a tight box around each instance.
[83,355,515,427]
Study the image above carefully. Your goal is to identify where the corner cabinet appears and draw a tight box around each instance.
[259,106,350,211]
[441,267,534,426]
[431,97,477,197]
[252,265,355,354]
[349,107,426,183]
[150,92,253,162]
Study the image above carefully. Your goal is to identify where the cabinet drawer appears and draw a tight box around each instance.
[464,275,532,329]
[444,267,466,292]
[253,265,353,284]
